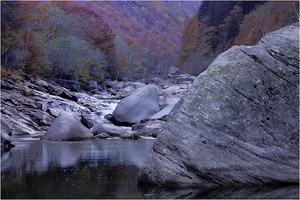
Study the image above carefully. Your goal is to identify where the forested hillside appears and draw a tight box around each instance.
[75,1,200,56]
[3,1,297,82]
[1,1,200,82]
[178,1,299,75]
[74,1,200,80]
[2,1,118,81]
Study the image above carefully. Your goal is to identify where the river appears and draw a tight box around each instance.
[1,139,298,199]
[1,139,155,198]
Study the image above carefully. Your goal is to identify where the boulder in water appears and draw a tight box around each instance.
[42,112,93,140]
[112,85,160,124]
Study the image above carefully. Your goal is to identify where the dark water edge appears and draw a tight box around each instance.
[1,140,299,199]
[138,184,299,199]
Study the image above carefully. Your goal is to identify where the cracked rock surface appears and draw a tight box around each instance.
[137,24,299,187]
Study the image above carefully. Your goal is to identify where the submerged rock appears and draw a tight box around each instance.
[42,112,93,140]
[112,85,160,124]
[138,24,299,187]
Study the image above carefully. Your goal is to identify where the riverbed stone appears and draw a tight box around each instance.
[120,131,140,139]
[48,78,81,92]
[112,85,160,124]
[138,24,299,187]
[94,133,110,139]
[84,80,100,94]
[92,122,132,137]
[168,67,180,76]
[139,120,166,138]
[150,97,181,119]
[42,112,94,140]
[1,116,16,152]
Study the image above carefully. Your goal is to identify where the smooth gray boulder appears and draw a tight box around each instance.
[112,85,160,124]
[92,122,135,137]
[150,97,181,119]
[139,120,167,138]
[42,112,93,140]
[138,24,299,187]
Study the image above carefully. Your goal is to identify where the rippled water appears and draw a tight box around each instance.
[2,139,298,199]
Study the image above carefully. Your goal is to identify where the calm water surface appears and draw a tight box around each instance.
[2,139,299,199]
[1,139,155,199]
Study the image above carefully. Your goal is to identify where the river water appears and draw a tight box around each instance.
[1,139,155,199]
[2,139,299,199]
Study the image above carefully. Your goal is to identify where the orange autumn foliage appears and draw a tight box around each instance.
[234,1,299,46]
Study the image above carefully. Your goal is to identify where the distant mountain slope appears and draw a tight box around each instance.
[74,1,201,57]
[178,1,299,75]
[1,1,202,82]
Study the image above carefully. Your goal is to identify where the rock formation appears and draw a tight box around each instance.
[92,122,138,138]
[1,71,193,144]
[1,117,16,152]
[42,112,94,140]
[112,85,160,124]
[138,24,299,187]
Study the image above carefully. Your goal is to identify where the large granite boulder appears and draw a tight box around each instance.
[42,112,94,140]
[138,24,299,187]
[112,85,160,124]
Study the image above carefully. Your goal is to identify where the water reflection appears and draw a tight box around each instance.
[1,139,155,199]
[2,139,299,199]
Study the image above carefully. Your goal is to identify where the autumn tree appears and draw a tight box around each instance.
[178,1,268,74]
[1,1,120,81]
[235,1,299,46]
[1,1,23,69]
[141,51,156,81]
[64,4,118,80]
[155,56,174,78]
[20,31,42,78]
[218,4,244,51]
[115,35,142,80]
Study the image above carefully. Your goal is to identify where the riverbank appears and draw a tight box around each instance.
[1,70,194,151]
